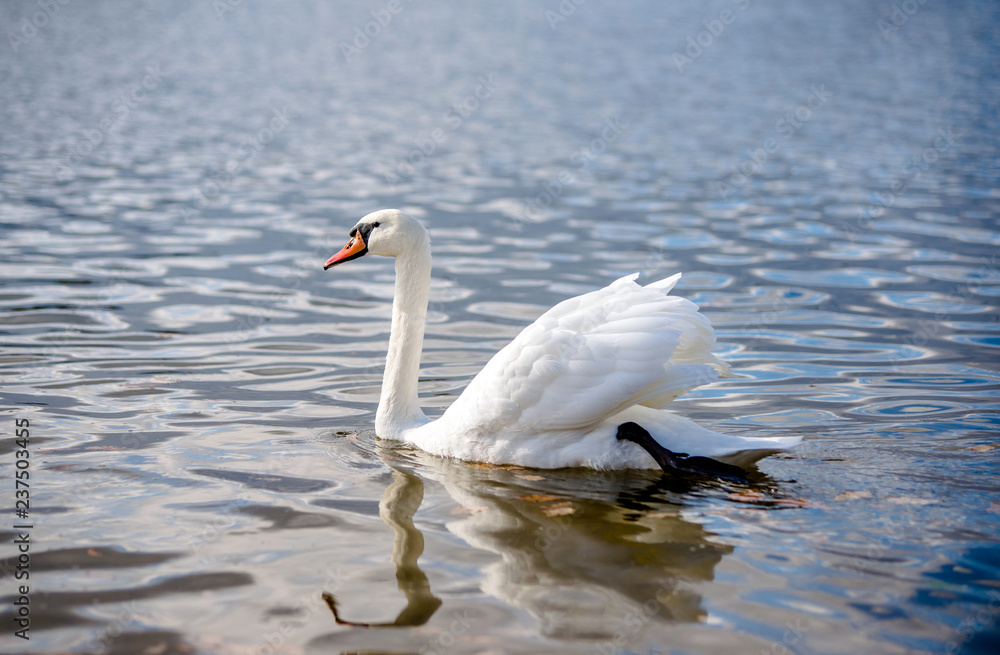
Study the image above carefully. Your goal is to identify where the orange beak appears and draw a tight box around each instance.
[324,231,368,270]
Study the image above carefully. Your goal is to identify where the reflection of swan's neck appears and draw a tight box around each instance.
[376,244,432,438]
[381,469,438,625]
[323,467,441,628]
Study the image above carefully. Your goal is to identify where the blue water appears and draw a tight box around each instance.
[1,1,999,653]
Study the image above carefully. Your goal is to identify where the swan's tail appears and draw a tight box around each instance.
[614,405,802,465]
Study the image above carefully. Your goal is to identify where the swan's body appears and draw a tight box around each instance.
[324,209,799,471]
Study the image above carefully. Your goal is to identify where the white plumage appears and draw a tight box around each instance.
[324,209,799,471]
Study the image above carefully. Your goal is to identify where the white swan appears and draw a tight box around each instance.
[323,209,799,473]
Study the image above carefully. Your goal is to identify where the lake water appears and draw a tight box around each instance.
[1,1,999,653]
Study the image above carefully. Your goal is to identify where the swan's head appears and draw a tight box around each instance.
[323,209,428,270]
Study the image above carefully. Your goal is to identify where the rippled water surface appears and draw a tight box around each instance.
[2,1,999,653]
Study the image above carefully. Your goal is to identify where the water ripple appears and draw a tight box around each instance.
[755,268,916,288]
[877,292,991,314]
[1,2,998,653]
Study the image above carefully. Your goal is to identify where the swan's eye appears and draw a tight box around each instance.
[373,222,380,228]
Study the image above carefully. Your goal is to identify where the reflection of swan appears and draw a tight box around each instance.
[420,455,733,640]
[322,467,441,627]
[317,452,734,646]
[323,209,799,472]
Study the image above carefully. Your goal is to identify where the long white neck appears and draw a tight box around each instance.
[375,240,432,438]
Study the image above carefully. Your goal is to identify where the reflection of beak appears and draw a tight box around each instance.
[323,232,368,270]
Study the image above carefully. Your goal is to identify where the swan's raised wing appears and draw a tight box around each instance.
[440,273,731,436]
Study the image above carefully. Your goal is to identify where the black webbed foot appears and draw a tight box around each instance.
[616,422,749,483]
